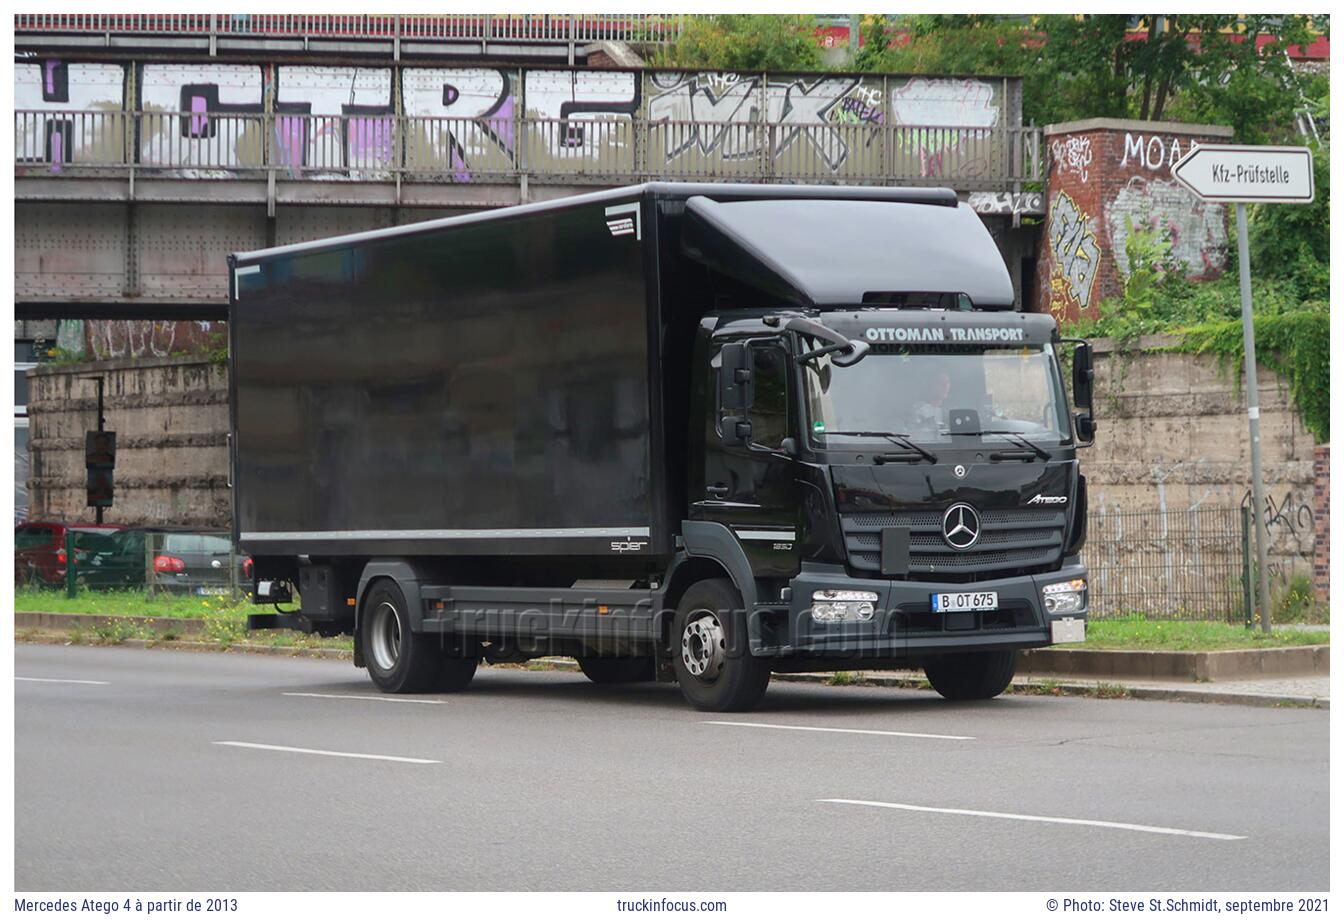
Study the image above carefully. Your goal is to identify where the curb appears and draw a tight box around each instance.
[1020,644,1330,681]
[13,634,1326,709]
[772,672,1329,709]
[16,633,353,661]
[16,611,207,635]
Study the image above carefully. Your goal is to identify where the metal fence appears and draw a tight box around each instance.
[14,13,689,45]
[1083,506,1250,623]
[15,528,251,602]
[15,108,1044,189]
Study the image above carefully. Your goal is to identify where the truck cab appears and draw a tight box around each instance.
[686,307,1093,678]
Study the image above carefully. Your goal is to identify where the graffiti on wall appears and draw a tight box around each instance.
[1050,134,1093,183]
[1120,132,1199,171]
[889,77,1000,178]
[524,69,639,164]
[15,61,127,169]
[1108,176,1228,279]
[1243,487,1317,587]
[138,64,265,174]
[85,320,224,360]
[403,67,516,182]
[968,190,1044,216]
[1047,191,1101,314]
[273,67,395,178]
[17,64,1015,185]
[646,72,882,171]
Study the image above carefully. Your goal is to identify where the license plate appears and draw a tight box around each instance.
[931,591,998,613]
[196,586,231,596]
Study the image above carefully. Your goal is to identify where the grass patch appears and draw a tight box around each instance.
[15,586,253,619]
[827,670,860,686]
[1085,617,1327,651]
[1090,682,1131,700]
[1013,678,1065,696]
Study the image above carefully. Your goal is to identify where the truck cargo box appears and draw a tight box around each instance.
[229,189,659,558]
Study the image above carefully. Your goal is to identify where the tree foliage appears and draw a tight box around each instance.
[856,14,1326,141]
[653,14,822,72]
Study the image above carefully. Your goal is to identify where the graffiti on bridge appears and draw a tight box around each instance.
[17,61,1012,182]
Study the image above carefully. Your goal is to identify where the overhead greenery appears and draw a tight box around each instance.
[855,15,1325,143]
[652,14,823,71]
[1177,310,1329,443]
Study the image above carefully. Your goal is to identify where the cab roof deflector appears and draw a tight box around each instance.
[680,195,1016,310]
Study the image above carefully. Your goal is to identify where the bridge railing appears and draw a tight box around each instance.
[16,109,1044,189]
[14,13,688,44]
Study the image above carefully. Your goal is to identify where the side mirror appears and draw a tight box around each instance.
[719,342,754,412]
[1072,342,1095,410]
[1075,413,1097,442]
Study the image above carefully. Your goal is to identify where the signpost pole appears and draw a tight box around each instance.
[1235,203,1273,633]
[1173,143,1314,634]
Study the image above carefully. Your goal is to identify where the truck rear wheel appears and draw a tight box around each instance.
[924,650,1017,701]
[361,580,475,693]
[576,656,655,684]
[671,579,770,712]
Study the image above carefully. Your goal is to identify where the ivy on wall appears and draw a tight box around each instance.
[1172,311,1330,443]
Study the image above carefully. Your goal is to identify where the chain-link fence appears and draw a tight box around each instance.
[14,525,251,600]
[1083,506,1251,623]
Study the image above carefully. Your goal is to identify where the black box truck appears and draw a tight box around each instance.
[229,182,1095,711]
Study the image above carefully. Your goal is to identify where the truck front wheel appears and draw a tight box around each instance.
[361,580,476,693]
[671,579,770,712]
[923,650,1017,701]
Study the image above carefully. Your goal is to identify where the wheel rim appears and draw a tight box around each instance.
[681,610,726,681]
[369,601,401,672]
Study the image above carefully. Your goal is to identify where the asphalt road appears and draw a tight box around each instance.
[15,644,1330,891]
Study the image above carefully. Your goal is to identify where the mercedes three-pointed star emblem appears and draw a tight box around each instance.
[942,503,981,550]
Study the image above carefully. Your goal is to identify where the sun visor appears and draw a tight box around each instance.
[680,196,1016,309]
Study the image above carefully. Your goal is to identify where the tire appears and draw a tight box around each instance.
[671,579,770,712]
[436,650,478,692]
[923,649,1017,701]
[360,579,475,694]
[576,656,655,684]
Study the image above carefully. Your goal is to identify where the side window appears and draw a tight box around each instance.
[749,344,789,448]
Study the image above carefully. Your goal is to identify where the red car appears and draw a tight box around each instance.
[14,521,125,587]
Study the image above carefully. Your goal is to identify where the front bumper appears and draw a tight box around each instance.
[755,562,1088,659]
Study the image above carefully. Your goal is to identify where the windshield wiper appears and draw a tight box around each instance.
[946,428,1052,461]
[984,431,1051,461]
[826,431,937,464]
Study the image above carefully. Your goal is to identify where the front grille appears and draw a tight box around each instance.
[840,508,1065,581]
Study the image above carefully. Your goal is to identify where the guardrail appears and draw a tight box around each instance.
[14,13,688,45]
[15,109,1044,190]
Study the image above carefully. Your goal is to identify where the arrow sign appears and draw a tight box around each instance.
[1172,143,1314,203]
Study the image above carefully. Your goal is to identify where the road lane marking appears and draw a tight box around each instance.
[212,741,440,764]
[16,677,110,685]
[282,692,447,705]
[703,721,973,741]
[819,799,1246,840]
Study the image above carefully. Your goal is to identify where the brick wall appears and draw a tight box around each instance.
[1035,118,1234,323]
[1314,444,1330,602]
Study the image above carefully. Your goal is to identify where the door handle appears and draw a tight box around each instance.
[705,483,730,498]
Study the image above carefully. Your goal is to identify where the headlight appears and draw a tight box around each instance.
[1042,577,1087,615]
[811,589,878,623]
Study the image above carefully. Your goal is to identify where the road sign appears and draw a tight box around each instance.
[1172,144,1314,203]
[1171,142,1316,633]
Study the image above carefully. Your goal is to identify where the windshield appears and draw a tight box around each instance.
[803,343,1071,446]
